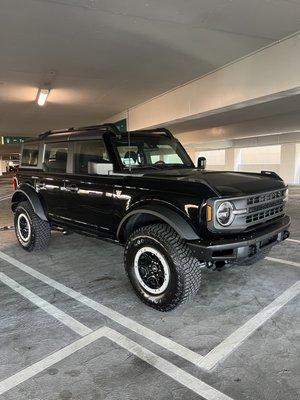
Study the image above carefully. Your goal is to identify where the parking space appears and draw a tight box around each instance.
[0,177,299,400]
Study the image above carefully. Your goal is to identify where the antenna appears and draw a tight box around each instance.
[127,110,131,172]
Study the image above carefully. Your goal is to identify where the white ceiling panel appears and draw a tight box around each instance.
[0,0,299,135]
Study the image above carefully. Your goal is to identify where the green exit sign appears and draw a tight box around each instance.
[1,136,26,145]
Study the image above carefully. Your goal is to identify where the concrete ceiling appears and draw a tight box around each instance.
[168,93,300,134]
[1,0,300,136]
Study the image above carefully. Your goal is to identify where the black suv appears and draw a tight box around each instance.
[12,124,290,311]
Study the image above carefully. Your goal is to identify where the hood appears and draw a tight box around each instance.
[143,168,286,197]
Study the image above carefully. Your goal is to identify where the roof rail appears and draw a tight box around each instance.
[38,123,121,139]
[132,127,174,139]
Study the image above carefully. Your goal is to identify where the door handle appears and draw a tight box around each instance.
[65,185,79,193]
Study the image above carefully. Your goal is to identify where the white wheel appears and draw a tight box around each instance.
[134,246,170,295]
[125,224,203,311]
[17,212,32,245]
[14,201,50,252]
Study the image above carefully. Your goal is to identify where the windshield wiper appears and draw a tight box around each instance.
[125,165,161,171]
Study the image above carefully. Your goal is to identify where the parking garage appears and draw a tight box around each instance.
[0,1,300,400]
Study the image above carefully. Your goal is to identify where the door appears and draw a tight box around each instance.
[36,142,69,219]
[63,139,121,237]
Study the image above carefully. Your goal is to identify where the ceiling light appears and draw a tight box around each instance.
[37,88,50,106]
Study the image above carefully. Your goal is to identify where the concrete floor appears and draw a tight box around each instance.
[0,175,299,400]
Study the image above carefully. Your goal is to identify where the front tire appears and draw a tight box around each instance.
[14,201,51,251]
[124,223,203,311]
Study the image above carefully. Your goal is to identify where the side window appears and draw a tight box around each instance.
[74,140,110,174]
[44,142,68,173]
[21,144,39,167]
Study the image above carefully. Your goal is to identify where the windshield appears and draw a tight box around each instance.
[114,135,193,170]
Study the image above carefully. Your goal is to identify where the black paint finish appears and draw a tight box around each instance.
[13,125,290,263]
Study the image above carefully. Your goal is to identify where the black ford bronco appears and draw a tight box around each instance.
[12,124,290,311]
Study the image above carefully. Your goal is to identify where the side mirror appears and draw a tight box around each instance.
[88,162,114,175]
[197,156,206,170]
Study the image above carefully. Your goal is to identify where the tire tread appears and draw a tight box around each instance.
[125,223,203,311]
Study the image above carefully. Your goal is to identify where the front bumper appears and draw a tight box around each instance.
[187,215,291,262]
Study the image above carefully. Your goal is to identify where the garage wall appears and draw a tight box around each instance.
[189,141,300,184]
[195,149,226,171]
[236,145,281,174]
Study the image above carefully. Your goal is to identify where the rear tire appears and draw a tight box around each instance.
[14,201,50,251]
[124,223,203,311]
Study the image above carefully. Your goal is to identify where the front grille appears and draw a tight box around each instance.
[245,189,286,226]
[247,189,286,205]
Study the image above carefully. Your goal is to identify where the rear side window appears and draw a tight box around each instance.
[74,140,110,174]
[44,142,68,173]
[21,144,39,167]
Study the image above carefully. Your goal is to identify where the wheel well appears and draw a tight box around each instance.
[11,192,28,212]
[120,213,164,243]
[11,189,48,221]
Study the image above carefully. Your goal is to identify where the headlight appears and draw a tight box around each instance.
[216,201,234,226]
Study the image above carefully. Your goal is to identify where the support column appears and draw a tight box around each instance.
[224,148,237,171]
[0,156,3,176]
[280,143,299,184]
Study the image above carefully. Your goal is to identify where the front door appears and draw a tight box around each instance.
[62,139,122,238]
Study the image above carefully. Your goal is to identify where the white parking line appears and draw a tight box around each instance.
[198,280,300,370]
[0,326,234,400]
[0,327,107,396]
[287,238,300,244]
[106,327,233,400]
[0,272,92,337]
[0,194,12,202]
[266,256,300,268]
[1,251,299,371]
[0,251,204,366]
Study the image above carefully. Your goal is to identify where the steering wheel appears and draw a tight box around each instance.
[154,160,166,167]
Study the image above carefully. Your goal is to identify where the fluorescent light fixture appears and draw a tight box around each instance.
[37,88,50,106]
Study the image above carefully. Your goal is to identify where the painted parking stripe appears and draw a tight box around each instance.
[0,326,234,400]
[1,251,299,371]
[0,251,204,366]
[265,256,300,268]
[0,194,12,202]
[286,238,300,244]
[0,327,107,396]
[0,272,92,337]
[105,327,233,400]
[199,280,300,370]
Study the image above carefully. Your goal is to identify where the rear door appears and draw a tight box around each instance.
[36,141,70,219]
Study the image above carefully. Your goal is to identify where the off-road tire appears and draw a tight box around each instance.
[124,223,203,311]
[14,201,50,252]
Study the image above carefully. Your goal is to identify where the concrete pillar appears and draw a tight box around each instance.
[295,144,300,184]
[280,143,299,184]
[225,148,236,171]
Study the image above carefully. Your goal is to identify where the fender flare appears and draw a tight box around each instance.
[11,185,48,221]
[117,205,200,241]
